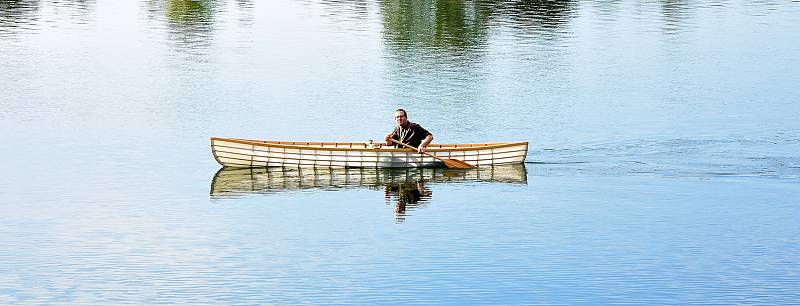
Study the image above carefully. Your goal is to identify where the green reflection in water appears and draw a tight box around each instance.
[381,0,490,52]
[380,0,579,52]
[143,0,218,56]
[165,0,214,24]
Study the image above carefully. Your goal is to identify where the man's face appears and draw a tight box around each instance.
[395,111,408,126]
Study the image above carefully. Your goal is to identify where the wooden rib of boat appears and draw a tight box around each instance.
[210,164,528,198]
[211,137,528,168]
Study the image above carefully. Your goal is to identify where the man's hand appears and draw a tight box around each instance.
[418,134,433,153]
[385,134,394,145]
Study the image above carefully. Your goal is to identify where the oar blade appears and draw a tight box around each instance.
[443,159,475,169]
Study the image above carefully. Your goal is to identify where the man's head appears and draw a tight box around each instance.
[394,108,408,127]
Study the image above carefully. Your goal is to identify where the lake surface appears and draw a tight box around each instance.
[2,0,799,304]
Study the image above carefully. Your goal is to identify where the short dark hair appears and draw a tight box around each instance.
[395,108,407,117]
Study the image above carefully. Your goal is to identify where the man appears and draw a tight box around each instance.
[384,108,433,153]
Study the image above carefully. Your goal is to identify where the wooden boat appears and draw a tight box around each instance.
[211,137,528,168]
[210,164,527,198]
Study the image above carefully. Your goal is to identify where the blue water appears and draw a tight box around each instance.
[1,0,799,304]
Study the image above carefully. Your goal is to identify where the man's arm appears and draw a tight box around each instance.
[418,134,433,153]
[385,127,399,145]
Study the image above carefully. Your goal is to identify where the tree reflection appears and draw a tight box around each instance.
[144,0,217,55]
[166,0,216,52]
[235,0,254,26]
[380,0,578,52]
[496,0,577,39]
[1,0,97,38]
[165,0,214,24]
[661,0,692,35]
[319,0,372,24]
[381,0,491,53]
[376,0,579,105]
[0,0,40,35]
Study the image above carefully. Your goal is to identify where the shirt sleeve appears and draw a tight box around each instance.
[416,125,431,137]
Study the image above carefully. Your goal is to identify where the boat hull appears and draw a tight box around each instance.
[211,137,528,168]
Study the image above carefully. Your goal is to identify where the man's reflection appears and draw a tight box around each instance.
[384,180,432,223]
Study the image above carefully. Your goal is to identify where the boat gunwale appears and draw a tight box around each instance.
[211,137,528,152]
[213,150,526,166]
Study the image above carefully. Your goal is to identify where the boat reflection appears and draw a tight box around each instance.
[211,164,527,197]
[210,164,527,222]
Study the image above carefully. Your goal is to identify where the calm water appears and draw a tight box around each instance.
[2,0,799,304]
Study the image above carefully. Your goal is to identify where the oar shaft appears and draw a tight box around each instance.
[390,139,475,169]
[390,139,442,161]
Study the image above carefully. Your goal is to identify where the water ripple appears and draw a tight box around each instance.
[530,132,800,180]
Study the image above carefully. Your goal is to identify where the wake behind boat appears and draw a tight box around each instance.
[211,137,528,168]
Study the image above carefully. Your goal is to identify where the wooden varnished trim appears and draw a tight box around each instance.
[211,137,528,152]
[215,152,445,165]
[212,143,529,158]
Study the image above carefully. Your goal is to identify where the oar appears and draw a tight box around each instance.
[391,139,475,169]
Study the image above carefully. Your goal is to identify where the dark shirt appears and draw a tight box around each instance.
[390,122,432,147]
